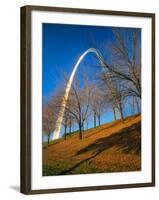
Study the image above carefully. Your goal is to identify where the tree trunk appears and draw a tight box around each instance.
[79,122,83,139]
[64,125,67,140]
[69,122,72,137]
[113,107,117,120]
[98,115,101,126]
[120,111,124,120]
[47,134,50,145]
[82,122,84,131]
[87,121,88,130]
[82,122,85,138]
[119,104,124,120]
[94,112,96,128]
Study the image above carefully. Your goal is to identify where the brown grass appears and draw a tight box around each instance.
[43,114,141,176]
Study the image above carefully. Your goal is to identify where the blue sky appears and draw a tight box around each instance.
[42,23,141,137]
[42,23,116,100]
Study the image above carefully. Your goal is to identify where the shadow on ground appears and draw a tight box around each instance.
[58,121,141,175]
[76,121,141,156]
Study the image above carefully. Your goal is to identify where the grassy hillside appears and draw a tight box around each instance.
[43,114,141,176]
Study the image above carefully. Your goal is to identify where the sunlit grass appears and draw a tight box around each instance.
[43,114,141,176]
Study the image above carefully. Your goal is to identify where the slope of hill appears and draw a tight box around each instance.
[43,114,141,176]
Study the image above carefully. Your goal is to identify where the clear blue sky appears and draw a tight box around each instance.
[42,23,116,101]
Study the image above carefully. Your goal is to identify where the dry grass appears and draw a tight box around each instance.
[43,114,141,176]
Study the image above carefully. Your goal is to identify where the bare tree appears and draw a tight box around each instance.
[101,28,141,99]
[61,110,75,139]
[84,28,141,121]
[42,104,56,145]
[65,78,92,139]
[129,96,141,115]
[61,109,69,140]
[90,84,106,127]
[68,114,75,137]
[90,85,97,128]
[101,71,127,120]
[87,28,141,101]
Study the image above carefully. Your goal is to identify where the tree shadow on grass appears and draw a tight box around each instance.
[77,121,141,156]
[84,115,139,139]
[59,121,141,175]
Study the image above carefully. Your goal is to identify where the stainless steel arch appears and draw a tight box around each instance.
[52,48,105,140]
